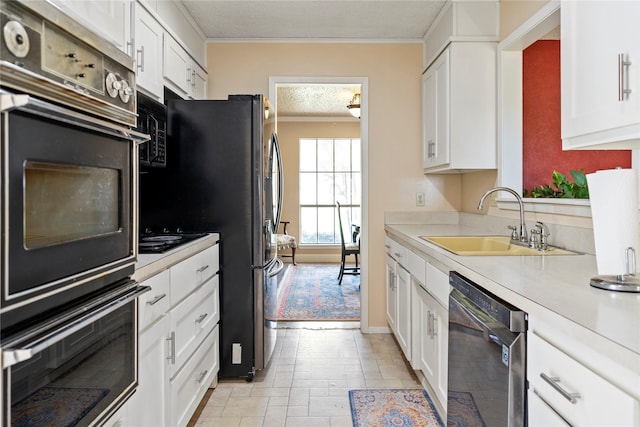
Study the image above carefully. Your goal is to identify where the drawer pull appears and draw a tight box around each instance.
[197,265,210,273]
[394,252,402,258]
[196,369,209,383]
[195,313,208,324]
[146,293,167,306]
[540,373,581,404]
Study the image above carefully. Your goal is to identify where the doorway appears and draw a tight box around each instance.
[269,77,369,331]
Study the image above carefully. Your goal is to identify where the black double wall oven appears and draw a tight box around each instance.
[1,1,149,425]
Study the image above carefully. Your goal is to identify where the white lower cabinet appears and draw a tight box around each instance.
[170,275,219,377]
[124,241,220,427]
[171,325,219,427]
[528,331,638,426]
[129,314,170,427]
[528,389,570,427]
[386,235,449,411]
[395,265,412,360]
[412,281,448,409]
[385,254,397,334]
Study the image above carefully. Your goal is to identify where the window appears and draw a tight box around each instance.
[299,138,361,244]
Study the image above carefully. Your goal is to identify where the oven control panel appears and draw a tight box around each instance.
[0,0,136,126]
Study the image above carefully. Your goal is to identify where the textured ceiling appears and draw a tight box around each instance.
[180,1,447,116]
[277,85,360,117]
[180,1,446,40]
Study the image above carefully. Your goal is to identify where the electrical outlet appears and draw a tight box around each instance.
[416,192,425,207]
[232,343,242,364]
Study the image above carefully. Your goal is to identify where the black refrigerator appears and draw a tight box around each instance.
[167,94,283,380]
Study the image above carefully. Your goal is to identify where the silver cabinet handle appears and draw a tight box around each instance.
[540,373,581,404]
[196,369,209,383]
[394,252,402,258]
[195,313,208,324]
[427,140,435,158]
[197,265,210,273]
[2,283,149,368]
[618,53,632,101]
[191,70,196,88]
[146,293,167,306]
[136,46,145,72]
[167,331,176,364]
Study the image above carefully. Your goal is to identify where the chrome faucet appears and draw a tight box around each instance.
[477,186,528,244]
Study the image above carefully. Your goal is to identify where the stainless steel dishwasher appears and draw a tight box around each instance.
[447,271,527,427]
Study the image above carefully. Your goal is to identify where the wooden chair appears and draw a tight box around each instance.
[336,202,360,284]
[276,221,297,265]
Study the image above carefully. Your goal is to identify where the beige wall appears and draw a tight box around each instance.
[206,42,460,328]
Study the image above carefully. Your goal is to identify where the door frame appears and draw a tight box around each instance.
[269,76,370,332]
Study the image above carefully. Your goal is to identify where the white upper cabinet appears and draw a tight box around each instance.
[164,34,208,99]
[561,1,640,149]
[50,0,131,54]
[133,2,164,100]
[422,42,497,173]
[422,1,498,173]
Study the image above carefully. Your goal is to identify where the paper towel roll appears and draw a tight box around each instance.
[587,168,640,276]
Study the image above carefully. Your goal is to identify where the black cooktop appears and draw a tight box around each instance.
[138,231,208,254]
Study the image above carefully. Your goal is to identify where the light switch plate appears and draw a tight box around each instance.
[416,192,425,207]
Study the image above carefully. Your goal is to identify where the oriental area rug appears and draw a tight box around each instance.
[276,263,360,321]
[12,386,109,426]
[349,389,444,427]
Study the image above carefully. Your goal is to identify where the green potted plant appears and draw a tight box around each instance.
[524,169,589,199]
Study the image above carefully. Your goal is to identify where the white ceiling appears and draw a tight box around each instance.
[179,0,447,117]
[180,1,447,40]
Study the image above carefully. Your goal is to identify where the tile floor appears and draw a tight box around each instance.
[191,325,422,427]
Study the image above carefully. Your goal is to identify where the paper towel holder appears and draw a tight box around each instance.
[590,247,640,292]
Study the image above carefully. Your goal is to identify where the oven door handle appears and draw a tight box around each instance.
[2,284,151,368]
[0,92,149,144]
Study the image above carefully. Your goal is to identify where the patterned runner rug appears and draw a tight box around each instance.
[349,389,444,427]
[276,263,360,321]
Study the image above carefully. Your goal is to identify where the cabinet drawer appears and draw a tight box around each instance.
[170,275,219,377]
[170,325,219,427]
[528,332,638,426]
[138,269,171,332]
[528,389,570,427]
[171,244,219,305]
[385,237,408,265]
[407,250,426,286]
[426,263,449,308]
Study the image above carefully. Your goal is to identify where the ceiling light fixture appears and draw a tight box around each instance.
[347,93,361,118]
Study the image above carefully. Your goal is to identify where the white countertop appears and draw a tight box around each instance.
[133,233,220,282]
[385,224,640,356]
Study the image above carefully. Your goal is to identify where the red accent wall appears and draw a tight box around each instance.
[522,40,631,192]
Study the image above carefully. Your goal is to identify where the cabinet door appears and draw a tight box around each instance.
[51,0,129,53]
[164,34,191,96]
[134,2,164,99]
[169,275,219,377]
[432,298,448,407]
[422,48,450,170]
[414,283,448,409]
[128,315,170,427]
[385,255,397,333]
[395,265,412,361]
[170,326,219,427]
[415,283,437,385]
[189,62,208,99]
[561,1,640,149]
[528,390,570,427]
[528,332,638,426]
